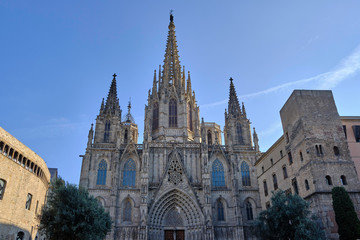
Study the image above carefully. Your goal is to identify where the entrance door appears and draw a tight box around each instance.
[164,230,185,240]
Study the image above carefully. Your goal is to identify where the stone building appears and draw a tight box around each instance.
[79,14,261,240]
[255,90,360,239]
[341,116,360,179]
[0,127,51,240]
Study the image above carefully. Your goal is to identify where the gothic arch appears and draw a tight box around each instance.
[148,189,204,229]
[121,197,135,222]
[119,154,140,188]
[96,196,106,207]
[209,156,230,188]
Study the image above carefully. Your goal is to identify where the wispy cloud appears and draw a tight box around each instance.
[201,44,360,108]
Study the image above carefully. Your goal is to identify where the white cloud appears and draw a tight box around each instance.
[201,44,360,108]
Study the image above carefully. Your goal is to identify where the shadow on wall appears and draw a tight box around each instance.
[0,223,41,240]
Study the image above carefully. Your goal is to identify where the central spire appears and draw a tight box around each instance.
[228,77,242,118]
[103,73,121,117]
[162,12,182,91]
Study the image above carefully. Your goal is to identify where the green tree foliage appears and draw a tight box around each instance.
[332,186,360,240]
[40,178,112,240]
[253,190,325,240]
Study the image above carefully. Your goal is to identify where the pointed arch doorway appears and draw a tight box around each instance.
[163,207,185,240]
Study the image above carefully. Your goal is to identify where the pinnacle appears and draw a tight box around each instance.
[228,77,242,118]
[103,73,121,116]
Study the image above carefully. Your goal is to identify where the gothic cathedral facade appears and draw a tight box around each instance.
[79,15,261,240]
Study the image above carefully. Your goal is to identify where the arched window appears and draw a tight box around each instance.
[123,159,136,187]
[207,130,212,145]
[96,160,107,185]
[326,175,332,185]
[241,162,251,186]
[236,123,244,144]
[333,146,340,156]
[305,179,310,190]
[187,102,193,131]
[212,159,225,187]
[300,151,304,161]
[246,201,253,220]
[0,179,6,200]
[124,129,128,144]
[16,231,24,240]
[263,180,268,196]
[341,175,347,185]
[169,99,177,127]
[104,120,110,142]
[124,199,132,222]
[217,200,225,221]
[273,174,278,190]
[152,102,159,130]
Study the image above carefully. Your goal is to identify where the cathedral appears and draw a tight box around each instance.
[79,14,261,240]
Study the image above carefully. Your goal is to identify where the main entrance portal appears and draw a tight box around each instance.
[164,230,185,240]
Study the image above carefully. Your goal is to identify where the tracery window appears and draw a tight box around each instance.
[169,99,177,127]
[236,123,244,144]
[25,193,32,210]
[96,160,107,185]
[212,159,225,187]
[152,102,159,130]
[123,199,132,222]
[207,130,212,145]
[0,179,6,200]
[187,102,193,131]
[246,201,253,220]
[123,159,136,187]
[104,120,110,142]
[217,200,225,221]
[241,162,251,186]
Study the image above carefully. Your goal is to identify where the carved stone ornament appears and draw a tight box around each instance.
[168,158,183,185]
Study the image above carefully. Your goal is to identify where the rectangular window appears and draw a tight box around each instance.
[282,166,288,179]
[343,125,347,139]
[353,125,360,142]
[265,201,270,209]
[263,181,268,196]
[292,178,299,195]
[25,193,32,210]
[0,179,6,200]
[280,150,283,158]
[273,174,278,190]
[288,152,293,165]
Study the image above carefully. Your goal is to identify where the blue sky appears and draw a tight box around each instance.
[1,1,360,184]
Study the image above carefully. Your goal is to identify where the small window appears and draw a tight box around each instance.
[273,174,278,190]
[104,120,110,142]
[217,200,225,221]
[25,193,32,210]
[292,178,299,195]
[288,152,293,165]
[265,201,270,209]
[124,129,128,144]
[0,141,4,153]
[333,146,340,156]
[282,166,288,179]
[300,151,304,161]
[316,145,323,156]
[353,125,360,142]
[341,175,347,185]
[286,132,289,143]
[280,150,283,158]
[207,130,212,145]
[343,125,347,139]
[246,201,253,220]
[0,179,6,200]
[270,158,273,165]
[262,166,264,173]
[263,180,268,196]
[326,175,332,185]
[123,199,132,222]
[305,179,310,190]
[16,231,24,240]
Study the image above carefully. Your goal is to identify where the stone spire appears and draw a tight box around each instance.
[99,98,105,114]
[228,77,242,118]
[253,127,259,152]
[186,71,192,95]
[152,70,157,96]
[104,73,121,116]
[161,12,182,92]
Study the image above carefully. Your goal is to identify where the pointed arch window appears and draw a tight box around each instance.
[236,123,244,144]
[104,120,110,142]
[207,130,212,145]
[246,201,253,220]
[124,129,128,144]
[152,102,159,130]
[212,159,225,187]
[123,159,136,187]
[169,99,177,127]
[123,199,132,222]
[241,162,251,186]
[187,102,193,131]
[96,160,107,185]
[217,200,225,221]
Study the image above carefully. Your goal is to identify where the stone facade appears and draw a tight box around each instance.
[255,90,360,240]
[79,15,261,240]
[0,127,50,240]
[341,116,360,179]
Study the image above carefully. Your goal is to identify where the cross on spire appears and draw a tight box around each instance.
[229,77,233,82]
[113,73,117,79]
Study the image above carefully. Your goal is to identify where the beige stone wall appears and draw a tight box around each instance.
[0,127,50,240]
[341,117,360,179]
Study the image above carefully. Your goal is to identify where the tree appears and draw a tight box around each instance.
[253,190,325,240]
[40,178,112,240]
[332,186,360,240]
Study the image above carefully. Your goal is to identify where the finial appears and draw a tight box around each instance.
[229,77,233,82]
[170,10,174,22]
[128,98,131,113]
[113,73,117,79]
